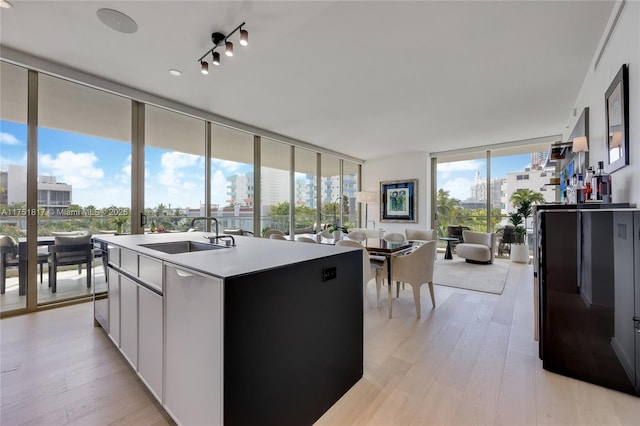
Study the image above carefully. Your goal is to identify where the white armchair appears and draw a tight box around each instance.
[456,230,497,264]
[390,240,437,318]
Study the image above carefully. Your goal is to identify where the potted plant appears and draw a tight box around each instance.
[508,190,544,263]
[327,224,348,241]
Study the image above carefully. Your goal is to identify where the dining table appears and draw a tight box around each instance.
[364,238,413,318]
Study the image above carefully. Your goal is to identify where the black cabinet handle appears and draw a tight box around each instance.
[141,213,147,227]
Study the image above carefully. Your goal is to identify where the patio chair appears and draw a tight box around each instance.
[48,234,93,293]
[497,226,515,256]
[0,235,19,295]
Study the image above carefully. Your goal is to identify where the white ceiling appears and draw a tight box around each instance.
[0,1,614,161]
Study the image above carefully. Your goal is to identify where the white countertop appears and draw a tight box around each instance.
[95,232,354,279]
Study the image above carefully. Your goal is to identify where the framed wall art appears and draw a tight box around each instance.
[605,63,629,173]
[380,179,417,223]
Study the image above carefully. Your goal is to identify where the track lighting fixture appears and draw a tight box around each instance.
[197,22,248,74]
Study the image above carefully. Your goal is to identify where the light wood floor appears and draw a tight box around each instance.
[1,262,638,425]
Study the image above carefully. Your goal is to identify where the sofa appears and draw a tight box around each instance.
[456,230,497,264]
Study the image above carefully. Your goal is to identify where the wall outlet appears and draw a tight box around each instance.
[322,266,337,282]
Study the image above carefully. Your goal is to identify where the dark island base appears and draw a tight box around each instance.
[224,250,364,425]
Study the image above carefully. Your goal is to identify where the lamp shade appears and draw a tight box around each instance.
[572,136,589,153]
[356,191,377,203]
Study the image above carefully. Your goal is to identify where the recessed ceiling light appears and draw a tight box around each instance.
[169,69,182,76]
[0,1,14,9]
[96,8,138,34]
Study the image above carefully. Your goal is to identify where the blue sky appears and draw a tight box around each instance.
[3,120,531,208]
[1,120,252,209]
[437,154,531,201]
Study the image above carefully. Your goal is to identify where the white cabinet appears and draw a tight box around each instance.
[164,264,223,426]
[119,275,138,369]
[107,267,120,345]
[138,285,163,402]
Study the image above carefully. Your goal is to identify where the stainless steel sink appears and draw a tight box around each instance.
[138,240,228,254]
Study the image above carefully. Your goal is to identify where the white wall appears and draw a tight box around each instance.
[361,152,429,235]
[565,0,640,205]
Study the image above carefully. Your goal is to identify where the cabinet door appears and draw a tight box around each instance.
[164,265,222,426]
[138,285,163,402]
[120,275,138,369]
[635,211,640,390]
[108,267,120,345]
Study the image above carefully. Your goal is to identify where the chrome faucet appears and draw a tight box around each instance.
[190,217,219,237]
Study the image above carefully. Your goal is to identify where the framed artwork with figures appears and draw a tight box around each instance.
[380,179,417,223]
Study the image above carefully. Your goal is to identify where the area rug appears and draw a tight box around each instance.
[433,255,510,294]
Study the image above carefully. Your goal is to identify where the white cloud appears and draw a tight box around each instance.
[39,151,104,189]
[0,132,20,145]
[161,151,200,169]
[437,160,482,178]
[211,158,243,173]
[211,170,228,205]
[441,177,473,201]
[116,154,131,185]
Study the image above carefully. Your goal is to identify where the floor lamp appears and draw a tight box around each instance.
[356,191,377,228]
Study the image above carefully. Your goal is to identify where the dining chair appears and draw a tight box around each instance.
[48,234,93,293]
[264,229,286,239]
[345,230,366,244]
[336,239,385,306]
[296,236,318,243]
[383,232,406,243]
[269,234,288,241]
[318,229,335,243]
[405,228,436,241]
[390,240,437,318]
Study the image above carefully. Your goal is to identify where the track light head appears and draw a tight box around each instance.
[240,29,248,46]
[200,61,209,74]
[225,41,234,57]
[212,51,221,66]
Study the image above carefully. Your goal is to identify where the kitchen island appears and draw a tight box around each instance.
[93,232,363,426]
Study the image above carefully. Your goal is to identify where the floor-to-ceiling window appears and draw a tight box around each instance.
[343,160,359,229]
[144,106,205,232]
[490,146,557,254]
[435,154,488,237]
[294,148,318,231]
[433,141,558,258]
[261,138,292,235]
[0,63,28,313]
[0,59,362,314]
[37,74,131,305]
[321,155,341,229]
[211,124,254,233]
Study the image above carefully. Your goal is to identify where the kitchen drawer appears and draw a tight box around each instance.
[120,248,138,276]
[108,245,121,268]
[139,255,163,293]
